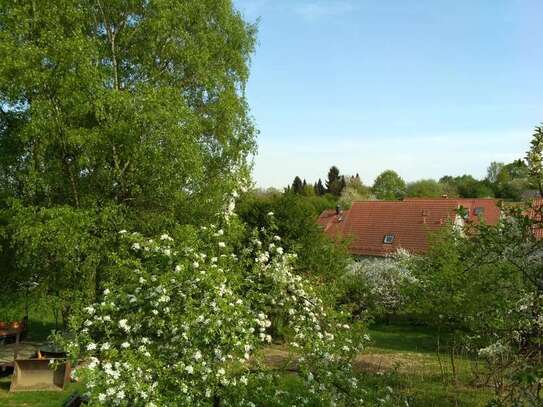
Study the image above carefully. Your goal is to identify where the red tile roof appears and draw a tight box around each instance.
[316,209,343,236]
[318,198,501,256]
[403,198,501,225]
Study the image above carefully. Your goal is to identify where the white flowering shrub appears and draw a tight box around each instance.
[340,250,414,320]
[476,292,543,403]
[58,214,370,406]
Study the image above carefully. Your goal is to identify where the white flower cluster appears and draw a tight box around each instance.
[63,220,366,405]
[345,250,415,312]
[478,340,511,359]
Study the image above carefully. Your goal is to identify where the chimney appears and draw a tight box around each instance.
[422,209,429,224]
[335,205,340,216]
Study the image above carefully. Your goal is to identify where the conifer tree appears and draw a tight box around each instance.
[292,176,304,194]
[317,179,326,195]
[325,166,344,196]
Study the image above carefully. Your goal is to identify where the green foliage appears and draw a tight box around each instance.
[0,0,256,225]
[526,124,543,196]
[405,224,526,334]
[439,175,494,198]
[314,178,326,196]
[0,0,258,324]
[404,226,469,330]
[291,176,304,194]
[338,185,371,209]
[403,202,543,404]
[338,174,372,208]
[304,193,339,214]
[486,161,505,184]
[372,170,406,200]
[57,218,366,405]
[237,192,349,288]
[405,179,444,198]
[485,159,532,201]
[3,202,123,325]
[326,166,346,196]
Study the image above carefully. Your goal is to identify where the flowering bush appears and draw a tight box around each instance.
[339,250,414,320]
[476,292,543,404]
[405,204,543,404]
[59,214,369,405]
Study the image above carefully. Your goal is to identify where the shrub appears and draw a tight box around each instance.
[2,202,123,326]
[58,214,369,406]
[237,192,350,285]
[339,250,414,321]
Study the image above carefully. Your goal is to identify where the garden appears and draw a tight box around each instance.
[0,1,542,406]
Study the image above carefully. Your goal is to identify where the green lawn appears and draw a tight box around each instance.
[0,320,494,406]
[0,302,80,406]
[0,378,82,407]
[357,323,493,406]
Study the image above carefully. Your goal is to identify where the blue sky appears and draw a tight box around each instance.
[233,0,543,188]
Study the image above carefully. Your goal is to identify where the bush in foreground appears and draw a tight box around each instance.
[58,214,370,406]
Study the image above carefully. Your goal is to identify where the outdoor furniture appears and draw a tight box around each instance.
[10,357,71,392]
[39,342,67,359]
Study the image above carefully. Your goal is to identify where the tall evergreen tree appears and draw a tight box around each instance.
[325,166,344,196]
[339,176,346,194]
[316,178,326,196]
[292,176,304,194]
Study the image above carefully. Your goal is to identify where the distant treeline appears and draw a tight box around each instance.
[282,158,539,208]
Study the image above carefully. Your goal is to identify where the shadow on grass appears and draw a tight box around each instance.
[367,323,452,354]
[0,378,10,392]
[26,319,58,342]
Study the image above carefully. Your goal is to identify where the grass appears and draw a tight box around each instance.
[0,307,494,406]
[0,300,80,406]
[357,323,494,406]
[0,378,82,407]
[367,323,448,354]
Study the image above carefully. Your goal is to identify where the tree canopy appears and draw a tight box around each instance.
[325,165,345,196]
[405,179,444,198]
[526,124,543,196]
[0,0,257,226]
[0,0,258,321]
[372,170,406,200]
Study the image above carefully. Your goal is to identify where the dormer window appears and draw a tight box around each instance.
[383,234,395,244]
[474,207,484,216]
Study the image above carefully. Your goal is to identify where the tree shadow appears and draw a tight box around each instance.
[367,323,451,354]
[25,319,57,342]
